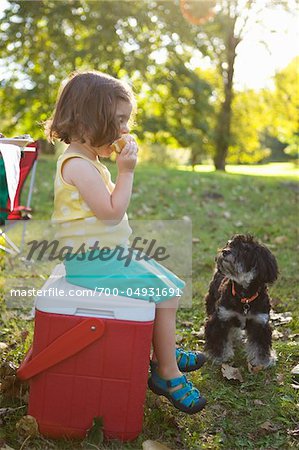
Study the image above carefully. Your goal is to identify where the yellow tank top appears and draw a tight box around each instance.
[52,152,132,250]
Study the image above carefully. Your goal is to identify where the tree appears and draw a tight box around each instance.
[174,0,296,170]
[135,60,216,166]
[265,56,299,157]
[0,0,216,160]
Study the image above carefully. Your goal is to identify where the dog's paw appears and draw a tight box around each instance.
[247,350,277,371]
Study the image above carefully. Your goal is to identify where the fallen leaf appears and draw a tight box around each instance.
[234,221,243,227]
[248,363,263,374]
[16,415,39,437]
[198,326,205,338]
[272,329,284,340]
[191,327,205,339]
[291,364,299,375]
[180,321,193,328]
[289,333,299,340]
[218,201,227,208]
[176,334,184,344]
[276,373,284,385]
[260,420,280,433]
[18,312,35,321]
[0,343,8,352]
[287,427,299,437]
[270,311,292,325]
[274,236,288,244]
[253,399,266,406]
[142,440,172,450]
[221,364,243,382]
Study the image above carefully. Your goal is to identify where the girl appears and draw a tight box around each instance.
[47,70,206,414]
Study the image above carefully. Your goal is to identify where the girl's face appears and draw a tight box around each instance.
[96,100,133,158]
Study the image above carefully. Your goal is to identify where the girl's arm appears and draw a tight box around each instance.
[62,143,137,224]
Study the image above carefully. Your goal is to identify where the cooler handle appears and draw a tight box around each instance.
[17,318,105,381]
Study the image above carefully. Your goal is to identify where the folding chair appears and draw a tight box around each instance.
[0,141,39,254]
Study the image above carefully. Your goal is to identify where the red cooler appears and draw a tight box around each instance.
[17,264,155,441]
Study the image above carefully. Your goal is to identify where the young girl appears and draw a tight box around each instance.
[47,70,206,414]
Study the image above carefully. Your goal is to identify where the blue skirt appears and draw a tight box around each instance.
[64,248,185,303]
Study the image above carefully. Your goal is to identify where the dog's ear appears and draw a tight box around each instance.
[255,245,278,284]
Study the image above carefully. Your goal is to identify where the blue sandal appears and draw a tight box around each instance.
[150,348,206,373]
[148,370,206,414]
[176,348,206,372]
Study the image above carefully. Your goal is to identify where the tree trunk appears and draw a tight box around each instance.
[214,25,239,171]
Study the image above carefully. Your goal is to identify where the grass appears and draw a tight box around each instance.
[0,156,298,450]
[178,162,299,179]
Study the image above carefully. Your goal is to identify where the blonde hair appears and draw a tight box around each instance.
[45,70,136,146]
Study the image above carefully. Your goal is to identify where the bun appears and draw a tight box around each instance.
[110,137,127,154]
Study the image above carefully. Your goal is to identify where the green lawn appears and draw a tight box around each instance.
[178,162,299,178]
[0,157,298,449]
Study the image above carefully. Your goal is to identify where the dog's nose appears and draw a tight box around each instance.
[222,249,231,257]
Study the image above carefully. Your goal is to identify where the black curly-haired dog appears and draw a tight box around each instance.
[204,234,278,368]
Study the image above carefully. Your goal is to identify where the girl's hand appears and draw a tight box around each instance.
[116,135,138,173]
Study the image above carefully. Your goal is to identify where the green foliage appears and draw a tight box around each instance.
[228,56,299,163]
[0,0,159,136]
[0,0,217,166]
[136,62,216,165]
[0,0,297,168]
[265,56,299,156]
[138,143,191,167]
[229,89,271,164]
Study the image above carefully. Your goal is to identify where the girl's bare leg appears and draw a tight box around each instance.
[151,297,181,379]
[149,297,207,413]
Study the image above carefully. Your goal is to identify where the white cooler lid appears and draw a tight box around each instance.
[35,264,155,322]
